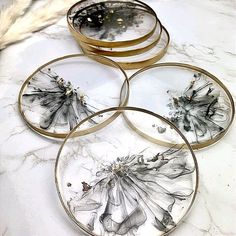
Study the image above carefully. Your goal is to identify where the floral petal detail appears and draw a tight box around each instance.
[23,68,98,130]
[67,146,194,234]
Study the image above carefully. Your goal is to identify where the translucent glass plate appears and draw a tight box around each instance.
[127,63,235,149]
[67,0,158,47]
[55,107,198,236]
[18,54,129,138]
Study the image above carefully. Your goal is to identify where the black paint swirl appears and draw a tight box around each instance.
[166,73,228,143]
[23,68,98,130]
[68,145,194,235]
[70,2,145,41]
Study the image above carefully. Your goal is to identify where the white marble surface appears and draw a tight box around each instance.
[0,0,236,235]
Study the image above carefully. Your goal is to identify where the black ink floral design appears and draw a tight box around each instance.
[165,73,229,142]
[70,2,145,41]
[23,68,98,130]
[68,146,194,235]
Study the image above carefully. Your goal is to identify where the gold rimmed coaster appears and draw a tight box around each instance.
[18,54,129,139]
[67,0,160,48]
[125,63,235,149]
[81,26,170,70]
[55,106,199,236]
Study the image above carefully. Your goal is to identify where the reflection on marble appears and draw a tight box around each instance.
[0,0,235,235]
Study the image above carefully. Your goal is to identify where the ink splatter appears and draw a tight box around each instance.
[82,181,92,192]
[166,73,229,143]
[70,2,145,41]
[22,68,98,130]
[68,145,194,235]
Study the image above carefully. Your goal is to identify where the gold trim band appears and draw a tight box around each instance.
[80,26,170,70]
[55,106,199,236]
[18,53,129,139]
[125,63,235,149]
[67,0,160,48]
[79,20,163,57]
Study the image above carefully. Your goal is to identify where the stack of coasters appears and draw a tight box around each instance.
[67,0,170,69]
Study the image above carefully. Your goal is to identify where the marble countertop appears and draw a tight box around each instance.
[0,0,236,235]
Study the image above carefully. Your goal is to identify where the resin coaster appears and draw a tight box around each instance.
[79,16,162,57]
[18,54,129,138]
[126,63,235,149]
[55,107,198,236]
[81,26,170,70]
[67,0,159,47]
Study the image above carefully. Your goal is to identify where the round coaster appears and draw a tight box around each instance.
[55,107,198,236]
[67,0,159,47]
[18,54,129,139]
[79,17,162,57]
[126,63,235,149]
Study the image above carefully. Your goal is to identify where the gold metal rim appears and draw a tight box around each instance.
[126,62,235,150]
[80,26,170,70]
[18,53,129,139]
[55,106,199,236]
[79,20,163,57]
[67,0,160,48]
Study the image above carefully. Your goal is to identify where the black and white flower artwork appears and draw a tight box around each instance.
[22,68,99,131]
[56,108,198,235]
[69,1,153,42]
[66,145,195,235]
[166,73,230,143]
[127,64,233,147]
